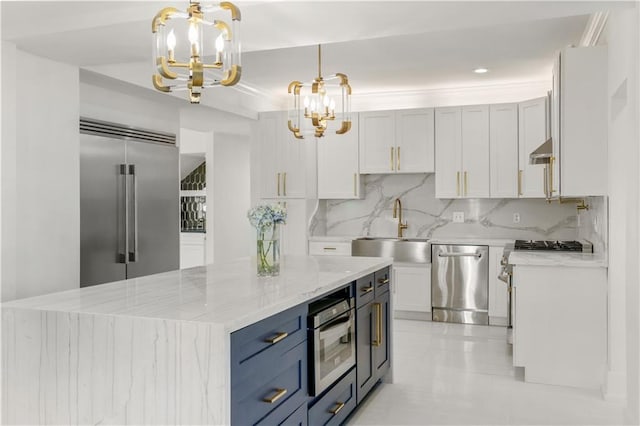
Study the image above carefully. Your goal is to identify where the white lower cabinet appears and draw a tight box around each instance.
[392,264,431,316]
[488,246,508,324]
[512,264,606,389]
[180,232,206,269]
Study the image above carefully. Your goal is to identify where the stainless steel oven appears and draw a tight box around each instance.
[308,297,356,396]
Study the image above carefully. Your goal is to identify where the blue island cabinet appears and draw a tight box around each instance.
[230,266,392,426]
[231,304,308,426]
[356,267,391,404]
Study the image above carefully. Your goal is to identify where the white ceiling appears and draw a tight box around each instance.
[1,1,634,112]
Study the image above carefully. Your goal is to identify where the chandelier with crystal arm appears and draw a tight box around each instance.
[287,45,352,139]
[152,1,241,104]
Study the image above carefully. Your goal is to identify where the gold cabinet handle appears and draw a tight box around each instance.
[353,173,357,196]
[464,171,468,196]
[396,147,400,171]
[390,147,395,171]
[263,388,287,404]
[543,165,549,199]
[549,156,556,194]
[265,332,288,344]
[372,302,382,347]
[277,172,281,197]
[329,401,346,415]
[283,172,287,196]
[518,170,523,196]
[361,285,374,294]
[323,247,337,251]
[378,278,389,284]
[456,171,460,196]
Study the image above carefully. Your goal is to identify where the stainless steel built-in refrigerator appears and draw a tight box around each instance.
[80,118,179,287]
[431,244,489,325]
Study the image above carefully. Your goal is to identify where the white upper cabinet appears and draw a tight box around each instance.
[434,107,462,198]
[518,97,546,198]
[553,46,607,198]
[435,105,489,198]
[258,111,307,199]
[490,103,519,198]
[461,105,490,198]
[395,109,435,173]
[360,109,434,174]
[317,114,363,199]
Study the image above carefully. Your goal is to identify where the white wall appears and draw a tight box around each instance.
[213,133,251,262]
[602,7,640,422]
[2,48,80,301]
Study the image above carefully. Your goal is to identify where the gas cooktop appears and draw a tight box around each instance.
[514,240,593,253]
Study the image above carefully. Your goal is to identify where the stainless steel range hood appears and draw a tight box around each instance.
[529,137,553,164]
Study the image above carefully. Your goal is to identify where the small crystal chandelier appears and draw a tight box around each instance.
[287,45,352,139]
[152,1,241,104]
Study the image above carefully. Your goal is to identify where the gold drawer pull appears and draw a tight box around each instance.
[361,286,374,294]
[263,388,287,404]
[323,247,337,251]
[265,332,288,344]
[329,401,346,415]
[378,278,389,284]
[372,302,382,347]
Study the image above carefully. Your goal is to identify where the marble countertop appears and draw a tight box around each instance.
[3,255,392,332]
[509,251,608,268]
[310,235,514,247]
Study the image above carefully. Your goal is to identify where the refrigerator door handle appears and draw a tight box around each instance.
[118,164,129,264]
[128,164,139,263]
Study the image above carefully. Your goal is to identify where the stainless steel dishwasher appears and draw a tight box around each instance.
[431,244,489,325]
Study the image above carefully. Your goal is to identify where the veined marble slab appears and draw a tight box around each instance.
[2,255,392,425]
[509,251,608,268]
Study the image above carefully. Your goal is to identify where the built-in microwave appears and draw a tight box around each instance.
[308,290,356,396]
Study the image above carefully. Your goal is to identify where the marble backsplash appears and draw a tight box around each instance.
[310,174,593,242]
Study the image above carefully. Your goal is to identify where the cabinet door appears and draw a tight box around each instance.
[489,103,519,198]
[550,53,561,198]
[281,130,306,198]
[435,107,462,198]
[373,291,391,380]
[488,246,508,321]
[259,112,282,198]
[356,303,375,404]
[395,108,435,173]
[318,114,361,199]
[461,105,490,198]
[393,265,430,312]
[518,98,546,198]
[359,111,395,174]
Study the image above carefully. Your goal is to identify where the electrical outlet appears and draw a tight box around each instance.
[513,213,520,224]
[452,212,464,223]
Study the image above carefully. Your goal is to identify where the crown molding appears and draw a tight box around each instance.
[580,11,609,47]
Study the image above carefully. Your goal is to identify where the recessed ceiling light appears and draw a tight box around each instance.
[473,68,489,74]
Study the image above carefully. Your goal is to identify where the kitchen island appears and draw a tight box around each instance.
[2,255,392,425]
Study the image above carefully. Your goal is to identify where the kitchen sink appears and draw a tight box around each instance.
[351,237,431,264]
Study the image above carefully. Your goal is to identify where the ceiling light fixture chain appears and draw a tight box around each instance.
[151,1,242,104]
[287,44,352,139]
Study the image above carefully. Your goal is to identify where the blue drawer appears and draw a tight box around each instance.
[308,368,357,426]
[374,267,390,295]
[231,304,307,372]
[355,273,375,308]
[232,341,307,426]
[257,400,307,426]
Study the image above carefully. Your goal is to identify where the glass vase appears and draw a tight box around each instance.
[257,224,280,277]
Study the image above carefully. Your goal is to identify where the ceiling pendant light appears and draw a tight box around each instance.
[152,1,241,104]
[287,44,352,139]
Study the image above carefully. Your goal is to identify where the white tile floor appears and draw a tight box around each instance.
[348,319,626,425]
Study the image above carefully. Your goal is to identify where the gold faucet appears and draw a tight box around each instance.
[392,198,408,238]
